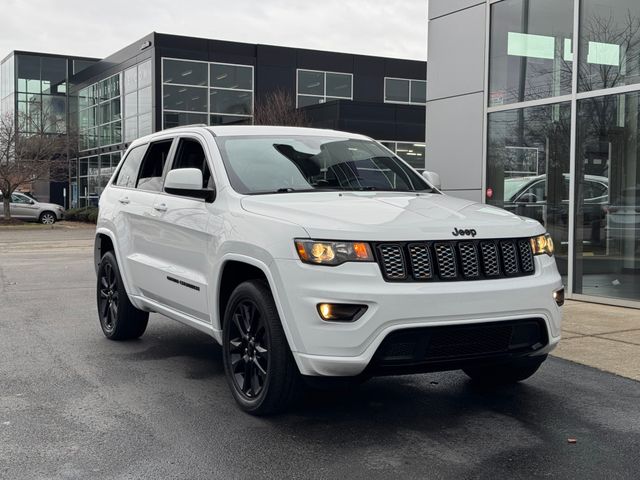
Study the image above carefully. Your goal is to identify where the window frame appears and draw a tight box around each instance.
[383,77,427,105]
[296,69,354,108]
[135,138,176,192]
[162,134,217,199]
[161,58,255,128]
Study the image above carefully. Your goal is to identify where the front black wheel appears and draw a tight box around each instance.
[222,280,301,415]
[96,251,149,340]
[463,355,547,385]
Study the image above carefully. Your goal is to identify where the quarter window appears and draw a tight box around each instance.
[296,69,353,107]
[136,140,174,191]
[114,146,146,189]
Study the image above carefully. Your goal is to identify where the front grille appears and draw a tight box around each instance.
[373,319,548,367]
[374,238,535,282]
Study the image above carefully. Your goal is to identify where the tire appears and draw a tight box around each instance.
[222,280,301,415]
[96,251,149,340]
[39,211,56,224]
[463,355,547,385]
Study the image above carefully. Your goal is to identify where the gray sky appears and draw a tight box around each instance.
[1,0,428,61]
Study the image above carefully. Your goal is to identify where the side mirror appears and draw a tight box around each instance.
[164,168,215,202]
[422,171,441,190]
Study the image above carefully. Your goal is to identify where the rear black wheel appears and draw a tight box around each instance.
[222,280,301,415]
[96,251,149,340]
[463,355,547,385]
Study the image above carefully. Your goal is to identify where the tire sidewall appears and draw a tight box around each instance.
[96,251,123,338]
[40,211,56,224]
[222,281,277,412]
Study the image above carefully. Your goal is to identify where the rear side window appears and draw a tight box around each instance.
[114,146,146,188]
[170,138,213,189]
[137,140,173,191]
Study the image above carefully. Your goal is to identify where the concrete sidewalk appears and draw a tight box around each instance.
[554,300,640,381]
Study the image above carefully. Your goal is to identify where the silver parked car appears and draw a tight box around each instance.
[0,191,65,224]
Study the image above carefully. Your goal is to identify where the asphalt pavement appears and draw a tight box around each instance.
[1,225,639,479]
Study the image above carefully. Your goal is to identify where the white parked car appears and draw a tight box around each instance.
[94,125,563,415]
[0,191,65,224]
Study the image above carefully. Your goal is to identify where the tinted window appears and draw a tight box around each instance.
[11,193,31,204]
[137,140,173,191]
[215,136,432,195]
[170,138,212,189]
[114,145,146,188]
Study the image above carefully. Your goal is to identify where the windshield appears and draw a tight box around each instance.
[214,135,435,195]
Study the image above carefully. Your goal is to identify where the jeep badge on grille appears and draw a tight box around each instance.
[452,228,477,237]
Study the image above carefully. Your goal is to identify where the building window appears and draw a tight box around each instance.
[78,152,120,207]
[574,91,640,302]
[15,55,67,133]
[78,72,122,150]
[579,0,640,92]
[379,141,426,169]
[486,102,571,279]
[489,0,574,107]
[296,69,353,107]
[123,60,153,143]
[162,58,254,129]
[384,78,427,105]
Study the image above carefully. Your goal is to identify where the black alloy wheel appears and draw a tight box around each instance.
[95,251,148,340]
[222,280,301,415]
[227,299,269,398]
[98,262,119,334]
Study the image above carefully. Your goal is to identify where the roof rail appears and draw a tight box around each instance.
[162,123,208,131]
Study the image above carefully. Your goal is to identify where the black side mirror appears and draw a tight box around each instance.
[518,193,538,204]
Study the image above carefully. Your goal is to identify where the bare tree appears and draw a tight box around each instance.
[253,90,310,127]
[0,107,74,220]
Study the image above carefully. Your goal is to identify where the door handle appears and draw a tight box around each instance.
[118,196,130,205]
[153,203,168,212]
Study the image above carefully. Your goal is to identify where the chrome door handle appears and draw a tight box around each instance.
[118,197,130,205]
[153,203,167,212]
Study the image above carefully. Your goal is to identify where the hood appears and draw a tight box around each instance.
[240,191,544,241]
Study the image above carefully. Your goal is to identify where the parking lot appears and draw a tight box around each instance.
[1,225,640,479]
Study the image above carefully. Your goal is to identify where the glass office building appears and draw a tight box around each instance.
[427,0,640,307]
[68,33,427,207]
[0,52,98,204]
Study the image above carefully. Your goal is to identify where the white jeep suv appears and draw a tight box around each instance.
[94,125,563,415]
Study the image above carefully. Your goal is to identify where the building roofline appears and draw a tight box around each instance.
[153,31,427,64]
[1,49,100,65]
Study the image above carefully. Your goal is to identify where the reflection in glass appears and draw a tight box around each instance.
[385,78,410,103]
[138,60,152,88]
[297,95,323,107]
[163,112,207,129]
[297,70,324,95]
[138,86,152,114]
[210,115,252,125]
[163,84,207,112]
[210,64,252,90]
[210,89,252,115]
[575,92,640,301]
[486,102,571,277]
[489,0,573,106]
[579,0,640,92]
[325,72,352,98]
[411,80,427,104]
[163,59,207,86]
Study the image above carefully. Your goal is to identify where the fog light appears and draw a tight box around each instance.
[317,303,367,322]
[553,287,565,307]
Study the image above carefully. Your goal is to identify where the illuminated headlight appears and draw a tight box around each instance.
[295,239,373,266]
[530,233,555,256]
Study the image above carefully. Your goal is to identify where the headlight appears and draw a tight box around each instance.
[295,239,373,266]
[530,233,554,256]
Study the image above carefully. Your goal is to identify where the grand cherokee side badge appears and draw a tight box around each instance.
[452,227,477,237]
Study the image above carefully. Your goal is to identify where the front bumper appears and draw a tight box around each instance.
[269,255,562,376]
